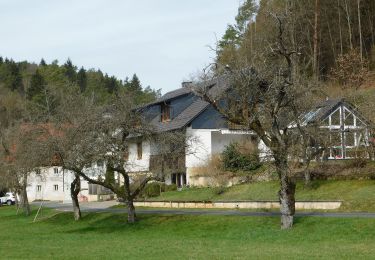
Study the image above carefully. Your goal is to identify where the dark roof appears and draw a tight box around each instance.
[302,98,370,125]
[306,98,343,123]
[138,87,192,110]
[137,75,230,132]
[138,74,230,111]
[150,99,209,132]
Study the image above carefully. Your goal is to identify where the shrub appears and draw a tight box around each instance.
[139,183,178,198]
[346,158,368,168]
[222,142,261,172]
[330,49,370,89]
[165,184,177,192]
[142,182,163,198]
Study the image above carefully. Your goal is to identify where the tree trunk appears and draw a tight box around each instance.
[313,0,320,78]
[345,0,353,50]
[20,175,31,216]
[303,156,312,188]
[70,173,81,221]
[338,0,343,55]
[304,169,312,188]
[275,157,296,229]
[127,199,136,223]
[357,0,363,62]
[123,172,136,223]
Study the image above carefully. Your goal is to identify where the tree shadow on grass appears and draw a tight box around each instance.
[44,212,162,235]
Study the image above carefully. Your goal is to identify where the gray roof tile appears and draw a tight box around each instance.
[150,99,209,132]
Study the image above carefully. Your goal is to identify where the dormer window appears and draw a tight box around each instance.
[161,102,171,122]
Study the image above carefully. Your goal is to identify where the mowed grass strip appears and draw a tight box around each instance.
[1,206,375,259]
[153,180,375,211]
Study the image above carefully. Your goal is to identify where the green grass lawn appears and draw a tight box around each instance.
[152,180,375,211]
[1,206,375,259]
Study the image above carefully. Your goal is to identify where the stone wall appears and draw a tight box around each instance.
[134,200,342,210]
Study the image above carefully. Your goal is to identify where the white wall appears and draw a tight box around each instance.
[125,140,151,172]
[211,131,252,155]
[185,128,255,186]
[27,167,91,203]
[27,167,65,202]
[185,127,212,168]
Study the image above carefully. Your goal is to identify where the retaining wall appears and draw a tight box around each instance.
[134,200,342,210]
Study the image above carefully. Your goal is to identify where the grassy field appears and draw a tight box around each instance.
[1,206,375,259]
[151,180,375,211]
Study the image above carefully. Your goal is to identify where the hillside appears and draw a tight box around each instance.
[0,57,160,106]
[149,180,375,212]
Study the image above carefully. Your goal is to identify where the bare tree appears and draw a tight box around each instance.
[48,92,161,223]
[0,123,51,216]
[195,13,318,229]
[357,0,363,62]
[313,0,320,78]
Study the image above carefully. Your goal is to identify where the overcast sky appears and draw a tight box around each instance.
[0,0,240,93]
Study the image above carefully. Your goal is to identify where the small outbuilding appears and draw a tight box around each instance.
[301,99,372,159]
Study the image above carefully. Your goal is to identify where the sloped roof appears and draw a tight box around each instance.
[150,99,209,132]
[301,98,343,124]
[301,98,370,125]
[138,76,231,132]
[138,87,192,110]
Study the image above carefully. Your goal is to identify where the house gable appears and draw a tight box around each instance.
[190,106,227,129]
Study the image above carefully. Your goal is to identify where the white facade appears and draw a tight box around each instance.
[124,140,151,173]
[185,127,254,185]
[125,127,255,186]
[26,167,91,203]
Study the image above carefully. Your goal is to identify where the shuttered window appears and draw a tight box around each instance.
[161,103,171,122]
[137,141,142,160]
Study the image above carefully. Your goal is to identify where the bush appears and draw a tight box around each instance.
[330,49,370,89]
[142,182,163,198]
[165,184,177,192]
[139,183,178,198]
[222,142,261,172]
[346,158,368,168]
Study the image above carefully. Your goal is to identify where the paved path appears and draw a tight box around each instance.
[32,201,375,218]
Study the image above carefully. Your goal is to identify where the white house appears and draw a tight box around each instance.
[126,80,256,187]
[26,164,115,203]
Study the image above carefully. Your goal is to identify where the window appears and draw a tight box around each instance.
[331,110,341,125]
[35,169,41,175]
[161,102,171,122]
[53,185,59,191]
[37,185,42,192]
[53,168,59,174]
[137,141,143,160]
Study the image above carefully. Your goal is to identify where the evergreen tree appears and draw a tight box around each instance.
[0,60,23,92]
[63,58,76,83]
[77,67,87,93]
[105,164,116,185]
[129,74,142,93]
[39,58,47,66]
[27,70,45,100]
[104,74,118,94]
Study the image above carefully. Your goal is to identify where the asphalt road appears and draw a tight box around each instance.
[31,201,375,218]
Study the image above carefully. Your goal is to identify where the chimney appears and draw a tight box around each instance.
[181,81,193,88]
